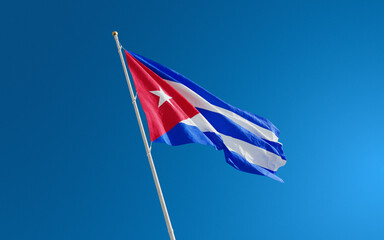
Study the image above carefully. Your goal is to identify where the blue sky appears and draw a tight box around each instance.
[1,0,384,239]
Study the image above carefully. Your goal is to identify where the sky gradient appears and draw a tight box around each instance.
[1,0,384,239]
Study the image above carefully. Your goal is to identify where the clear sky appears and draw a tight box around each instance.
[1,0,384,239]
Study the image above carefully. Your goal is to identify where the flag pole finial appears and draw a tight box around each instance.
[112,31,118,36]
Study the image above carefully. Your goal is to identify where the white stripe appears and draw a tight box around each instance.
[181,114,286,172]
[180,114,216,133]
[165,80,279,142]
[220,134,286,172]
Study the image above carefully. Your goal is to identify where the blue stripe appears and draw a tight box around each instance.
[224,149,284,182]
[154,122,222,149]
[127,51,280,138]
[197,108,286,160]
[154,122,283,182]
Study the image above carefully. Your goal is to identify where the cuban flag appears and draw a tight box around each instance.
[125,50,286,182]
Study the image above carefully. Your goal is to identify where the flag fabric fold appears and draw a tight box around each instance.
[125,50,286,182]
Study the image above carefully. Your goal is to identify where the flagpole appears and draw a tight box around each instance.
[112,31,176,240]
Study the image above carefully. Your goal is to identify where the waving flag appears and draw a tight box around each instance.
[125,50,286,182]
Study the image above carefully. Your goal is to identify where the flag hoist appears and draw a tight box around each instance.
[112,31,176,240]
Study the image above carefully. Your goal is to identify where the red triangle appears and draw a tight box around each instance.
[125,50,199,141]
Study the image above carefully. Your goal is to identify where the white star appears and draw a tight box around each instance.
[150,88,173,107]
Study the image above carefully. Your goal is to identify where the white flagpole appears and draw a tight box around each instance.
[112,31,176,240]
